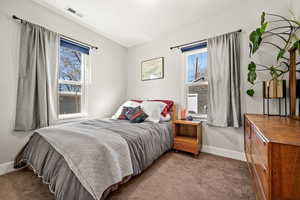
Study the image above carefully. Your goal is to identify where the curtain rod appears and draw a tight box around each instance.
[170,29,242,50]
[12,15,99,50]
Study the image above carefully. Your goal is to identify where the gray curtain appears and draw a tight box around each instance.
[15,22,59,131]
[207,32,241,128]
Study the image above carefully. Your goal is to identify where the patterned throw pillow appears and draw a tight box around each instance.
[118,107,130,120]
[125,106,148,123]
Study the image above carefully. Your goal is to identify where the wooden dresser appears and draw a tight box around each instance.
[244,114,300,200]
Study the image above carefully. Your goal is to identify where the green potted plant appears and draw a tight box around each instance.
[247,12,300,97]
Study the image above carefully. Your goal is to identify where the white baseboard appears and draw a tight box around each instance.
[0,161,15,176]
[201,145,246,161]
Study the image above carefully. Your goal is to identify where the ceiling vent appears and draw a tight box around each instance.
[66,7,83,18]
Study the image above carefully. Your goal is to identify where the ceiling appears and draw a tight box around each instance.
[32,0,241,47]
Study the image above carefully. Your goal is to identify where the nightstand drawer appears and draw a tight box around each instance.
[173,140,198,154]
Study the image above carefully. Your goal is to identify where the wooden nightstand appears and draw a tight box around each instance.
[172,120,202,157]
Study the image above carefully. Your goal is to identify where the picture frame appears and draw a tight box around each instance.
[141,57,164,81]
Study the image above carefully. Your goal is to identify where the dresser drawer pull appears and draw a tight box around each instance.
[255,130,267,145]
[258,161,267,173]
[263,165,267,173]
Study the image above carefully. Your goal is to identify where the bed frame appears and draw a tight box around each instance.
[171,104,177,122]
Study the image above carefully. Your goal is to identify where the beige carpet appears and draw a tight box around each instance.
[0,152,255,200]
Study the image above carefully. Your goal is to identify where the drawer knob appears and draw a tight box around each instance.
[262,165,267,173]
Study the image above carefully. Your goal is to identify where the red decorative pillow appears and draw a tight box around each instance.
[151,100,174,116]
[130,99,174,117]
[131,100,143,103]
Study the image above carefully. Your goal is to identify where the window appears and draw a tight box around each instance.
[58,39,90,119]
[183,43,208,119]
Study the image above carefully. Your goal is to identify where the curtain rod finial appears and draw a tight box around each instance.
[12,15,22,22]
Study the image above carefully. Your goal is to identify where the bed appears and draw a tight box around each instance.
[14,102,175,200]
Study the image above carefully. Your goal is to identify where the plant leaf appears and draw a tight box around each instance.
[249,29,262,54]
[261,12,266,25]
[248,61,256,71]
[293,40,300,55]
[247,62,257,84]
[247,89,255,97]
[260,22,268,33]
[248,71,256,84]
[290,19,300,26]
[277,49,286,61]
[270,66,279,79]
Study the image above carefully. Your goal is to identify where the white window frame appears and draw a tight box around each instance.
[58,46,90,120]
[183,47,208,119]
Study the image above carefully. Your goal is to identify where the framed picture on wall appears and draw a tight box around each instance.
[141,57,164,81]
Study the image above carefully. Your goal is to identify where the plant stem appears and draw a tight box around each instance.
[250,80,264,87]
[268,20,293,25]
[282,57,290,61]
[280,61,290,68]
[262,41,282,50]
[276,69,286,73]
[277,70,288,77]
[266,13,293,27]
[256,69,270,71]
[255,63,272,69]
[267,26,295,32]
[266,14,295,49]
[264,31,288,42]
[262,42,290,61]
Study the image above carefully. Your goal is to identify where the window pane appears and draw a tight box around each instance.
[59,46,82,81]
[59,94,81,115]
[187,50,208,83]
[59,84,81,115]
[187,84,208,115]
[59,84,81,93]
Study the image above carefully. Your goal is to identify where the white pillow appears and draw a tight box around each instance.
[141,101,166,123]
[111,100,141,119]
[160,113,171,122]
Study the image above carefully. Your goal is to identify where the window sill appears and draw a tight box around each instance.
[58,113,88,121]
[190,114,207,121]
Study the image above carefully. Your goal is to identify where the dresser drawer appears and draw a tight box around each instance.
[253,169,268,200]
[244,118,251,136]
[244,118,252,161]
[253,155,269,199]
[245,133,251,162]
[252,126,268,168]
[251,126,269,199]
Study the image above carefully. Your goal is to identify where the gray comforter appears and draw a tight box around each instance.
[15,119,172,200]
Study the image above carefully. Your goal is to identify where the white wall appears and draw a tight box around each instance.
[0,0,127,164]
[293,0,300,18]
[126,0,292,154]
